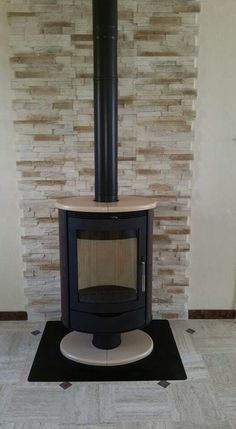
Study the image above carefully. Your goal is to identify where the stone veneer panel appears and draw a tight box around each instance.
[8,0,200,320]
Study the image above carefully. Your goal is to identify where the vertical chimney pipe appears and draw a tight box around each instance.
[93,0,118,202]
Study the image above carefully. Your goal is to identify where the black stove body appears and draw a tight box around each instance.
[59,209,153,349]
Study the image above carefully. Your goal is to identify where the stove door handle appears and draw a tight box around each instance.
[141,258,146,292]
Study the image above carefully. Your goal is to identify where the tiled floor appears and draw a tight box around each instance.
[0,319,236,428]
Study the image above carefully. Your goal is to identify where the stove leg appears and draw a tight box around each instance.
[92,333,121,349]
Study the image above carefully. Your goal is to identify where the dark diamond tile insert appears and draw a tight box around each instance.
[158,380,170,388]
[31,330,41,336]
[59,382,72,390]
[186,328,195,334]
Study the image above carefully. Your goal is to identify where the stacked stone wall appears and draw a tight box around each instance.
[8,0,200,320]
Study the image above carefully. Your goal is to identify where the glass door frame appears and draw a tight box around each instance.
[67,212,147,314]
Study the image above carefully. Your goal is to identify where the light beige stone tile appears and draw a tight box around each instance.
[61,384,100,425]
[2,386,64,421]
[180,353,209,381]
[183,320,236,339]
[169,381,223,424]
[0,424,60,429]
[172,423,231,429]
[0,357,26,384]
[202,353,236,387]
[0,331,41,359]
[0,320,236,427]
[0,385,13,415]
[216,386,236,420]
[192,337,236,354]
[169,321,197,356]
[0,321,45,333]
[110,424,173,429]
[99,384,171,422]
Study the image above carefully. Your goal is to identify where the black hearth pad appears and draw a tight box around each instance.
[28,320,187,382]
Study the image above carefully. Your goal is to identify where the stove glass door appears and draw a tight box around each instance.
[77,230,137,304]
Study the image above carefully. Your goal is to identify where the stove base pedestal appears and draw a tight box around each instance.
[60,329,153,366]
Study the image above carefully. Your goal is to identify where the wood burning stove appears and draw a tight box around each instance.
[58,205,154,350]
[57,198,156,364]
[56,0,157,366]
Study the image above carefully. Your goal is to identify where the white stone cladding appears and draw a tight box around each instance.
[8,0,200,320]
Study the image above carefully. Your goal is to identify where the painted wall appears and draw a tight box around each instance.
[189,0,236,309]
[0,2,26,311]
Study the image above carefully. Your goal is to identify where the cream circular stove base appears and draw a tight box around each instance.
[60,330,153,367]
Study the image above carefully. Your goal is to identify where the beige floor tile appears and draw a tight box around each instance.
[216,386,236,420]
[0,320,235,428]
[0,424,60,429]
[1,386,64,421]
[99,384,171,422]
[169,381,223,424]
[202,353,236,386]
[0,357,26,384]
[169,322,197,356]
[179,320,236,339]
[180,352,209,381]
[172,423,231,429]
[192,337,236,354]
[62,384,100,425]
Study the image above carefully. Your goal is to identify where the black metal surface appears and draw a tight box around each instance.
[93,0,118,202]
[28,320,187,381]
[69,211,146,219]
[79,285,137,304]
[77,229,137,240]
[58,209,153,336]
[146,210,154,325]
[70,308,146,333]
[58,210,70,327]
[68,212,146,316]
[92,332,121,349]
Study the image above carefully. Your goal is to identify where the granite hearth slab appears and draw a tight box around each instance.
[28,320,187,382]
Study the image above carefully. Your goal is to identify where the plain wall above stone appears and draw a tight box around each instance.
[190,0,236,309]
[0,1,25,311]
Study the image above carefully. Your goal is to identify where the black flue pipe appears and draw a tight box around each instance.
[93,0,118,202]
